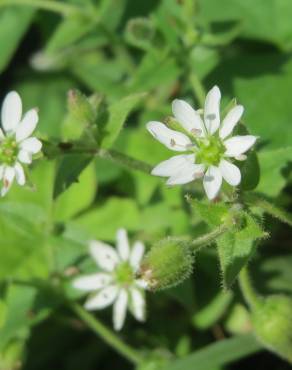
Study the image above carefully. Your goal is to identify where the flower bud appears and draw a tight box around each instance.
[139,238,194,291]
[252,295,292,363]
[67,89,95,125]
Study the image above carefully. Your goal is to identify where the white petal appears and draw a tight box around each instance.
[166,163,205,185]
[113,289,128,331]
[1,91,22,132]
[151,154,195,177]
[116,228,130,261]
[1,166,15,197]
[89,240,119,272]
[219,105,244,139]
[172,99,205,136]
[130,288,146,322]
[15,108,39,142]
[135,279,148,289]
[204,86,221,134]
[20,137,42,154]
[14,162,25,185]
[84,285,118,310]
[203,166,222,200]
[72,273,112,291]
[130,241,145,271]
[219,159,241,186]
[146,121,192,151]
[224,135,257,157]
[17,149,32,164]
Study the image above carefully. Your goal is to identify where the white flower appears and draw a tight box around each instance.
[146,85,257,200]
[73,229,147,331]
[0,91,42,196]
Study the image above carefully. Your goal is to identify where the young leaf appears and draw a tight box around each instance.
[53,154,93,199]
[99,92,146,149]
[256,147,292,197]
[163,334,262,370]
[217,212,265,289]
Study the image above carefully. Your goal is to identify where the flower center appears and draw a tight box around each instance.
[195,136,225,166]
[114,262,134,287]
[0,137,18,166]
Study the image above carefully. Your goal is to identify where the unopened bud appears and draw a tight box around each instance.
[139,238,194,291]
[252,295,292,363]
[67,89,95,125]
[125,17,155,50]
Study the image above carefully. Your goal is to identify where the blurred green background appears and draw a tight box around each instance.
[0,0,292,369]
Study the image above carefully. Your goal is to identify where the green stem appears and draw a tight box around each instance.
[45,141,152,174]
[239,267,261,309]
[190,223,229,251]
[98,148,152,174]
[71,302,143,365]
[0,0,91,17]
[244,193,292,227]
[189,73,206,107]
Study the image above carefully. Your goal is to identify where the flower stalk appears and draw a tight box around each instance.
[71,302,143,365]
[239,267,261,309]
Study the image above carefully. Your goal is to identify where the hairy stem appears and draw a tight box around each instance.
[71,302,143,365]
[0,0,91,17]
[190,223,229,251]
[239,266,261,309]
[244,193,292,227]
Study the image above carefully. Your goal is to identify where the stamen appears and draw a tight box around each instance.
[235,154,247,161]
[170,139,176,147]
[191,128,202,136]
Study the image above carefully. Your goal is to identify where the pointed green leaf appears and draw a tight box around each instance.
[100,92,146,149]
[217,213,265,289]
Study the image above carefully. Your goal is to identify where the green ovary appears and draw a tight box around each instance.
[195,137,225,166]
[0,137,18,166]
[115,262,134,287]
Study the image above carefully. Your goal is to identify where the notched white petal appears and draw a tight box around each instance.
[219,105,244,139]
[130,241,145,271]
[17,150,32,164]
[116,228,130,261]
[84,285,118,310]
[1,166,15,197]
[151,154,195,177]
[219,159,241,186]
[16,108,39,142]
[224,135,257,157]
[146,121,192,151]
[113,289,128,331]
[172,99,205,136]
[89,240,119,271]
[20,137,42,154]
[72,273,112,291]
[14,162,25,185]
[166,163,205,186]
[130,288,146,322]
[204,86,221,134]
[1,91,22,132]
[203,165,222,200]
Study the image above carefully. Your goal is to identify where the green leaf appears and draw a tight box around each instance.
[188,198,230,227]
[0,7,35,73]
[217,212,265,289]
[163,334,262,370]
[45,15,97,54]
[73,197,141,240]
[0,285,36,350]
[100,92,146,149]
[239,150,260,191]
[256,147,292,197]
[53,154,94,199]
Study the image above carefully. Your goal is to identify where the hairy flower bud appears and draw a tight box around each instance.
[139,238,194,291]
[67,89,95,125]
[252,295,292,363]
